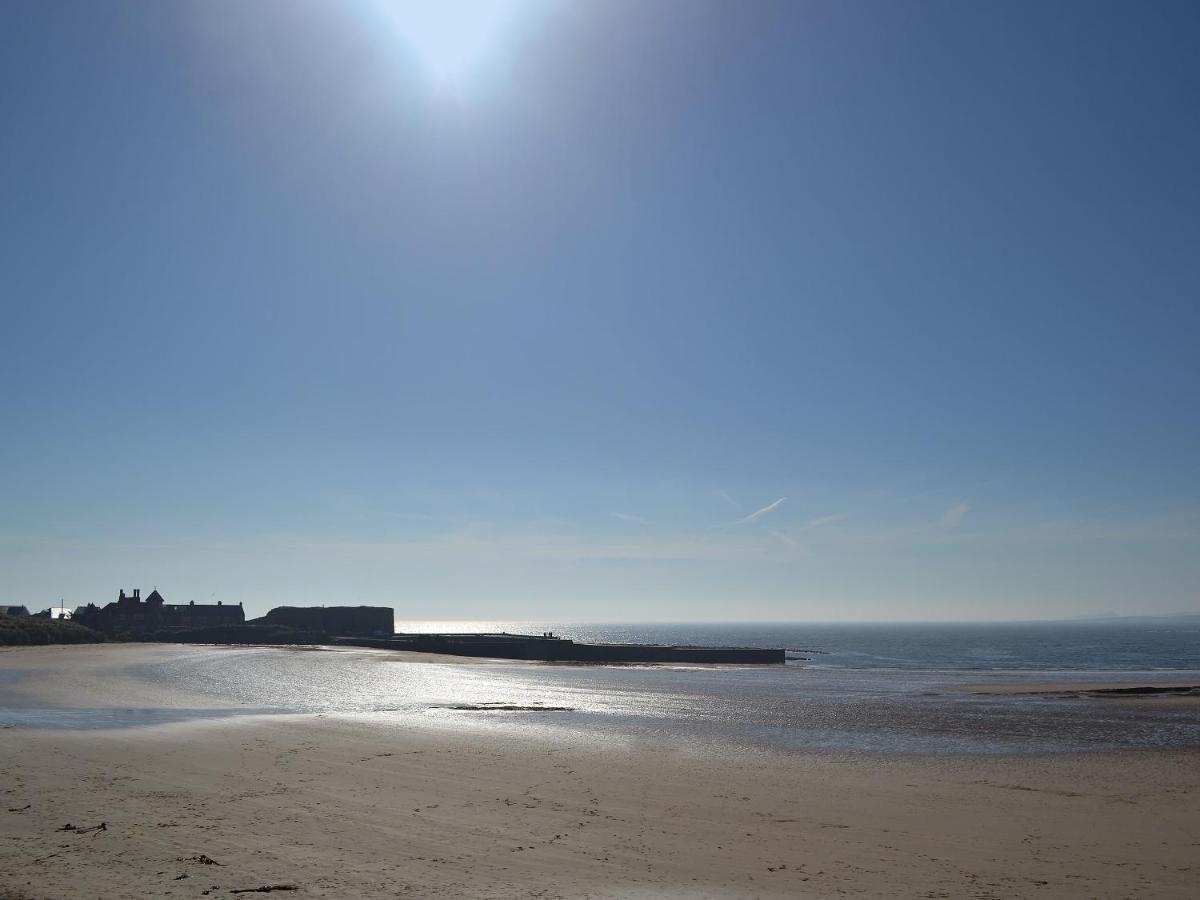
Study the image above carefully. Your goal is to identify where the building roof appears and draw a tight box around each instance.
[164,603,242,616]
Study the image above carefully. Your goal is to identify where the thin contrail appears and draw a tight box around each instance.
[737,497,786,525]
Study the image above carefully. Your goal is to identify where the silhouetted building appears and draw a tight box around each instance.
[251,605,393,635]
[73,589,244,634]
[0,606,29,617]
[31,607,71,619]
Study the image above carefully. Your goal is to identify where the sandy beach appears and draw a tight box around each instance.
[2,646,1198,899]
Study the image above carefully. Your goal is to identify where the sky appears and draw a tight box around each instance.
[2,0,1198,622]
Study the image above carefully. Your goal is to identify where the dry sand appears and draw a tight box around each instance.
[1,646,1198,899]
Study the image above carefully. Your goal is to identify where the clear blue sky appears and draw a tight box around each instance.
[3,1,1198,621]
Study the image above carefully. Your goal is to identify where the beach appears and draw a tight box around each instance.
[2,645,1198,899]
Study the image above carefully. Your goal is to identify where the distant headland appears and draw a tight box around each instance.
[2,588,784,663]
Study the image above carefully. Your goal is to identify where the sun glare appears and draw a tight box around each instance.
[382,0,535,88]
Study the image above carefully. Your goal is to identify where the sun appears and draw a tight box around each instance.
[381,0,536,88]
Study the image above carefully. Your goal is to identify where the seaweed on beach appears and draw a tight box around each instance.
[229,886,298,894]
[436,703,576,712]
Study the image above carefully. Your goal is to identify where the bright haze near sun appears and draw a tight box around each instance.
[2,1,1198,622]
[377,0,540,89]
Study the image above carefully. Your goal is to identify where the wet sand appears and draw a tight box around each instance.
[963,681,1200,707]
[2,645,1198,899]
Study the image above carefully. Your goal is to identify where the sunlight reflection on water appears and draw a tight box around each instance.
[110,646,1200,755]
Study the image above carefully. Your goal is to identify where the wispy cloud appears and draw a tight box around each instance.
[265,526,808,565]
[805,513,847,529]
[964,510,1200,546]
[940,502,970,529]
[610,512,652,525]
[737,497,787,525]
[766,527,803,550]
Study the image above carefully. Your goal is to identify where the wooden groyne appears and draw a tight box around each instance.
[332,632,785,664]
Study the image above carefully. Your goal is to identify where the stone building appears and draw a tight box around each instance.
[73,588,244,633]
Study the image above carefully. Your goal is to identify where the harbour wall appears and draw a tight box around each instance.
[332,633,784,664]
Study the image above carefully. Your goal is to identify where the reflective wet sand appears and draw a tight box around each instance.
[1,645,1198,899]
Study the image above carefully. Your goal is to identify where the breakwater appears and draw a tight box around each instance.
[333,632,785,664]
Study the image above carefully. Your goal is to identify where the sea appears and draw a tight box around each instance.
[3,620,1198,755]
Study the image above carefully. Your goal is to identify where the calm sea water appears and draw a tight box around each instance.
[3,621,1198,755]
[394,619,1200,671]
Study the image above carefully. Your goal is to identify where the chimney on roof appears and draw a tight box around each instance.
[134,588,140,600]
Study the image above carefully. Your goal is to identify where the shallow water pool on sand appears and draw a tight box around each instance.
[125,647,1200,753]
[2,645,1197,752]
[0,706,286,730]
